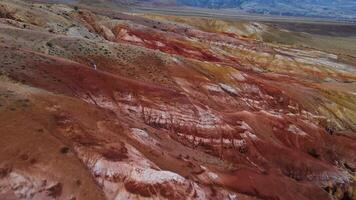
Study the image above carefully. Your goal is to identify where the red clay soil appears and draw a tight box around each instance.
[112,24,222,62]
[1,43,355,199]
[0,1,355,200]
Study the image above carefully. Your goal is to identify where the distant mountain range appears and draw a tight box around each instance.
[29,0,356,21]
[175,0,356,20]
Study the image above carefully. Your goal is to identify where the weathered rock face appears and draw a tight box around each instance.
[0,0,355,200]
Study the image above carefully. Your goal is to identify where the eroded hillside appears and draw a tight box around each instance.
[0,1,355,200]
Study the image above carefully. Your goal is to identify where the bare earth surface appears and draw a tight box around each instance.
[0,0,355,200]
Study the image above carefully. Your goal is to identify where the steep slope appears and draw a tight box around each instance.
[0,0,355,200]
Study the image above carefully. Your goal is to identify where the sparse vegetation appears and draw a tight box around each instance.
[47,42,53,47]
[0,1,355,199]
[60,147,70,154]
[307,148,320,159]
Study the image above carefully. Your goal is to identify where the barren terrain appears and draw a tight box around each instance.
[0,0,355,200]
